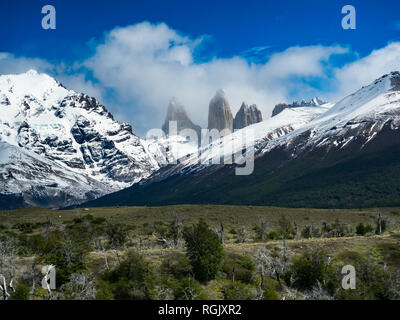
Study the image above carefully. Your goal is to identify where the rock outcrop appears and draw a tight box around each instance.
[233,102,263,129]
[162,98,201,137]
[272,97,326,117]
[207,90,233,132]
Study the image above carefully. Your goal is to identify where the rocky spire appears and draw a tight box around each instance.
[162,98,201,137]
[207,89,233,132]
[233,102,263,130]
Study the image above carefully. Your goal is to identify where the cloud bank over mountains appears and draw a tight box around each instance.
[2,21,400,135]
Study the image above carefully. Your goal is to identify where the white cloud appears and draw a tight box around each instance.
[57,73,105,103]
[332,42,400,100]
[0,53,54,75]
[262,45,348,79]
[0,53,107,108]
[83,22,348,134]
[3,22,400,137]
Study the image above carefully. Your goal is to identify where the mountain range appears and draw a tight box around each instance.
[80,71,400,209]
[2,70,400,209]
[0,70,165,208]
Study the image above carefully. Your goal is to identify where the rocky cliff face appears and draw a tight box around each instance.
[233,102,263,129]
[272,97,326,117]
[0,70,160,208]
[208,90,233,132]
[162,98,201,138]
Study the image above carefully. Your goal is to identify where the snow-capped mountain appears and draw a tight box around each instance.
[152,102,331,179]
[0,70,161,208]
[260,71,400,155]
[271,97,327,117]
[81,71,400,209]
[144,96,331,181]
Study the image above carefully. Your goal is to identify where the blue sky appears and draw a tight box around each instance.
[1,0,400,135]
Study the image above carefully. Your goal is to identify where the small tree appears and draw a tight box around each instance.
[254,219,268,241]
[105,221,127,250]
[290,248,331,291]
[374,213,388,235]
[104,250,155,299]
[183,219,224,283]
[236,226,249,243]
[278,216,295,239]
[355,223,373,236]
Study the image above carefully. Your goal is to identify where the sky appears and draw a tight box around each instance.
[1,0,400,136]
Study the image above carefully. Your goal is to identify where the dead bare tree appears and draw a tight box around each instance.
[302,281,334,300]
[294,222,299,240]
[152,213,186,249]
[282,287,299,300]
[152,232,176,248]
[374,212,392,235]
[154,285,174,300]
[170,213,185,247]
[0,238,17,300]
[255,238,292,290]
[218,222,225,244]
[376,212,383,234]
[93,237,110,270]
[61,231,76,268]
[60,273,96,300]
[43,218,55,240]
[236,226,249,243]
[105,221,127,263]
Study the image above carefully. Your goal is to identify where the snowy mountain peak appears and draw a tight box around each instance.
[311,97,326,106]
[26,69,38,76]
[0,70,161,208]
[261,71,400,156]
[272,97,328,117]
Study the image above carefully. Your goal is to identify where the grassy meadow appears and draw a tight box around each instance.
[1,205,400,300]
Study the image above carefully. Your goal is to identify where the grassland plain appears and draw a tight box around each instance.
[2,205,400,229]
[1,205,400,300]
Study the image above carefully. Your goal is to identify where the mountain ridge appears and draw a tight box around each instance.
[78,71,400,209]
[0,70,161,208]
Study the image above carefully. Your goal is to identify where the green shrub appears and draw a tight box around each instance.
[277,216,295,239]
[160,252,192,280]
[96,280,114,300]
[105,222,128,249]
[268,231,280,240]
[11,283,30,300]
[104,250,155,300]
[229,228,237,235]
[301,226,312,239]
[289,249,331,291]
[261,278,280,300]
[13,223,34,234]
[37,231,89,287]
[335,258,399,300]
[169,276,205,300]
[183,219,224,283]
[222,254,255,284]
[222,281,256,300]
[355,223,374,236]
